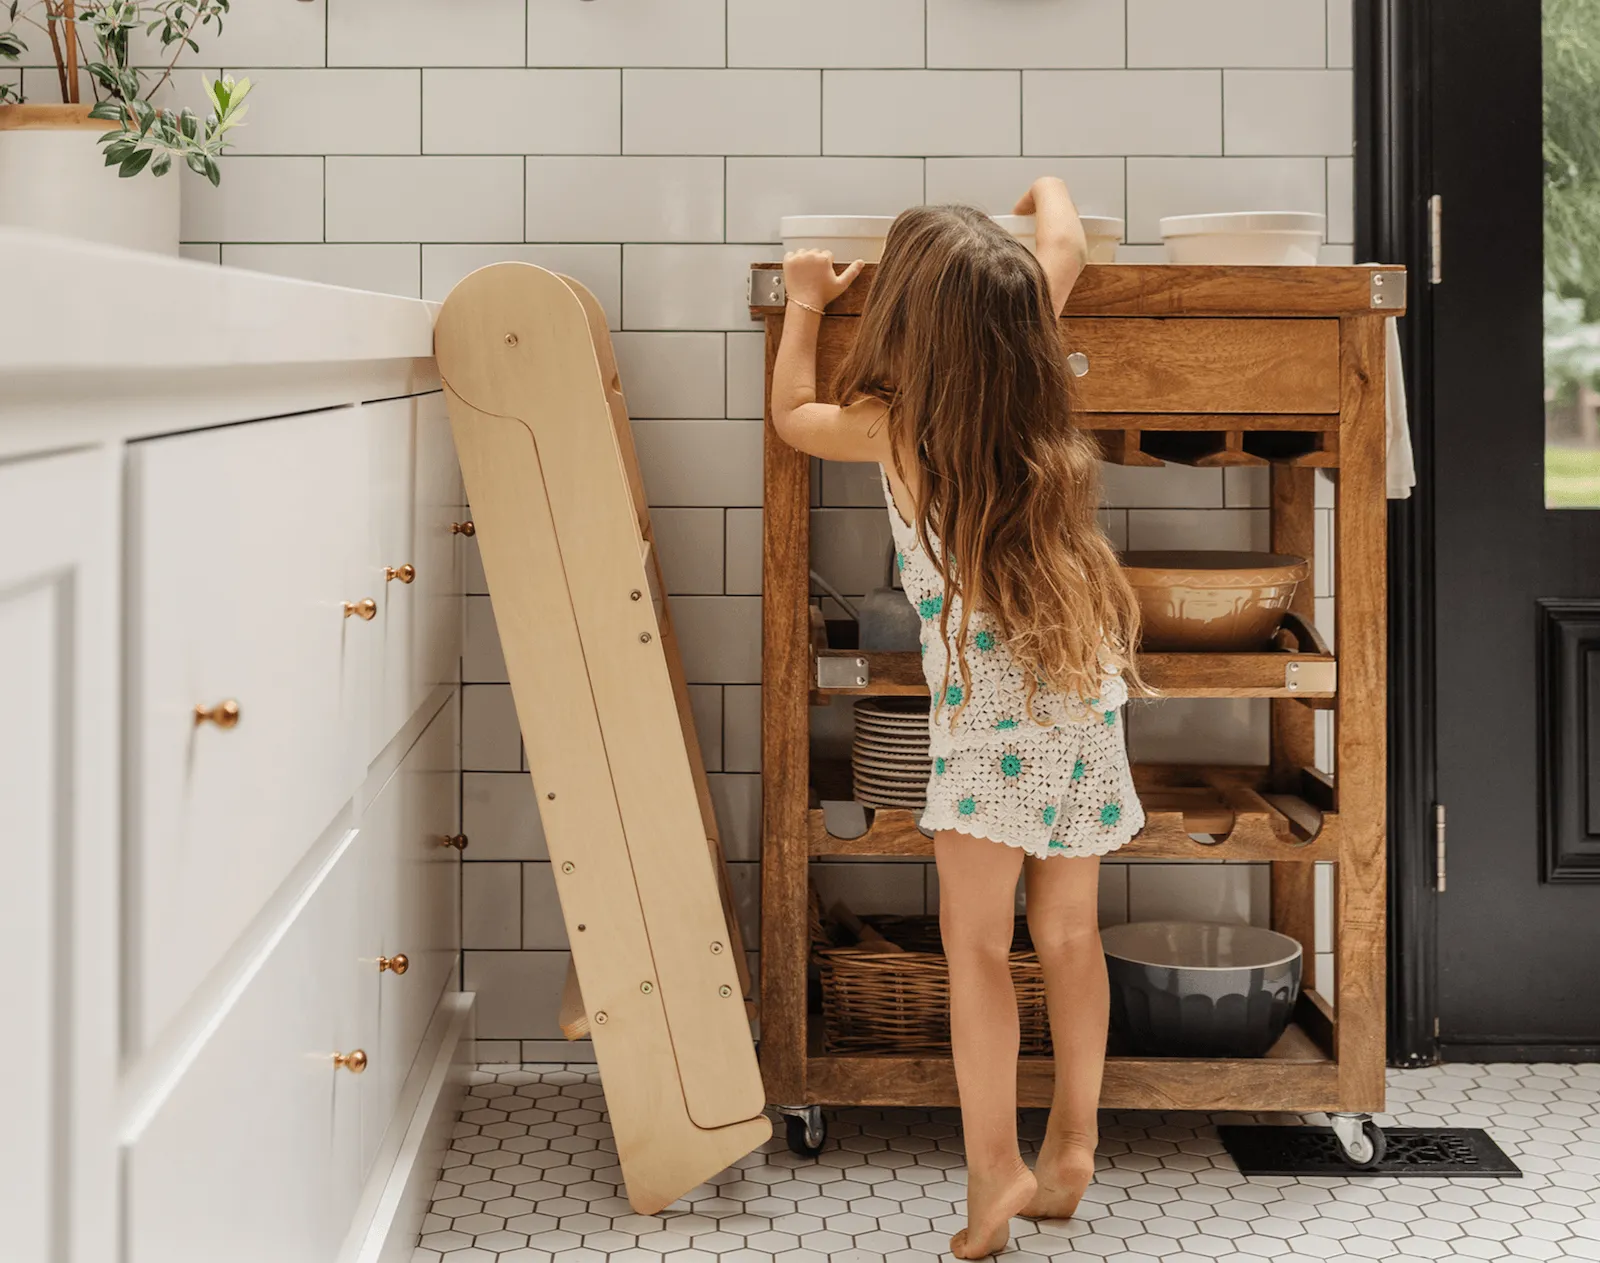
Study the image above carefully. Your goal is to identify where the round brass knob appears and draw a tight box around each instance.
[343,599,378,620]
[334,1049,367,1074]
[440,834,468,851]
[451,521,475,537]
[194,699,241,729]
[378,953,409,975]
[385,564,416,584]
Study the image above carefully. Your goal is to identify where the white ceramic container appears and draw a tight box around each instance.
[1159,211,1326,266]
[779,213,1123,263]
[0,106,181,256]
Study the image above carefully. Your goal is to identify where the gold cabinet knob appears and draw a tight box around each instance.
[378,953,409,975]
[451,521,475,537]
[440,834,468,851]
[333,1049,367,1074]
[194,699,241,729]
[343,598,378,620]
[385,564,416,584]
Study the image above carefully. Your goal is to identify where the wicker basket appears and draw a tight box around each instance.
[815,914,1053,1056]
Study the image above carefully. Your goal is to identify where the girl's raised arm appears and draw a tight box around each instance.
[1014,177,1089,316]
[770,250,890,463]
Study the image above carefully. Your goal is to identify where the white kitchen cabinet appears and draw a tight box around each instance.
[361,695,462,1174]
[127,827,367,1263]
[366,397,420,767]
[126,406,376,1050]
[413,391,465,708]
[0,235,467,1263]
[0,446,120,1263]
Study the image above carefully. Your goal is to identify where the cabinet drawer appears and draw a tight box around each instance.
[361,694,461,1173]
[127,408,373,1047]
[1062,318,1340,414]
[127,828,378,1263]
[412,392,465,711]
[364,397,418,768]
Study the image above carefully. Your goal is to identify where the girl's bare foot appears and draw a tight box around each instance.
[951,1159,1036,1259]
[1022,1140,1096,1220]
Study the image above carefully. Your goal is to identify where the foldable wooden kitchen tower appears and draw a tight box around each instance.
[434,263,771,1214]
[752,262,1404,1156]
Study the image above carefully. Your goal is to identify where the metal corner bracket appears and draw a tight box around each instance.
[748,266,786,308]
[1370,269,1405,310]
[816,655,869,689]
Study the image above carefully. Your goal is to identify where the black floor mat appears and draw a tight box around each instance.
[1218,1125,1522,1177]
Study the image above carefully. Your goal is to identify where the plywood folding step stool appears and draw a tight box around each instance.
[434,263,771,1214]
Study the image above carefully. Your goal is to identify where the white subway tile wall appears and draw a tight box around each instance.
[184,0,1354,1040]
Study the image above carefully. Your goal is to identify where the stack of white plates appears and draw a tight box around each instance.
[852,698,931,810]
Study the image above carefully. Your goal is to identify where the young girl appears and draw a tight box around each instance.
[771,179,1145,1259]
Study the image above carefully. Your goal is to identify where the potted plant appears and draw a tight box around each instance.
[0,1,250,255]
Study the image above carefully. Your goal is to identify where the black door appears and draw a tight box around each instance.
[1430,0,1600,1058]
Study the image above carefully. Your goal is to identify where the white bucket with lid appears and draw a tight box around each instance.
[1159,211,1326,266]
[779,213,1123,263]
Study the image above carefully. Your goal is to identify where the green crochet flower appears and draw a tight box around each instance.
[958,796,977,817]
[1100,800,1122,828]
[1000,753,1023,778]
[896,550,907,572]
[945,683,964,706]
[1042,805,1058,827]
[1072,757,1086,782]
[1103,708,1117,727]
[975,629,996,652]
[918,594,943,620]
[994,718,1019,731]
[934,756,946,775]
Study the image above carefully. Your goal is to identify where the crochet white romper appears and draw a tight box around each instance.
[882,470,1144,859]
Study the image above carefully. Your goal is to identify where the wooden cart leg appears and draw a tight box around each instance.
[760,315,812,1105]
[1333,316,1389,1112]
[1270,465,1319,993]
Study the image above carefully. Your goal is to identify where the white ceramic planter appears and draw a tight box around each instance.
[0,106,181,257]
[1160,211,1326,266]
[779,213,1124,264]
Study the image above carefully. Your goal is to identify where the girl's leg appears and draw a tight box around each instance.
[1020,853,1107,1219]
[934,829,1036,1259]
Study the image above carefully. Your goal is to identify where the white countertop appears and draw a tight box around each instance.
[0,228,441,456]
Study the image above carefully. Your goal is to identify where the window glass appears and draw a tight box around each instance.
[1545,0,1600,507]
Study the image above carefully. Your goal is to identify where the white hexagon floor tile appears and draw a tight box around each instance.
[413,1063,1600,1263]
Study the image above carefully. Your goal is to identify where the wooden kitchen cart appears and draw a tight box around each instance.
[751,262,1405,1166]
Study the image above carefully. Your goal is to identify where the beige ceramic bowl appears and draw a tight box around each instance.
[1121,551,1310,651]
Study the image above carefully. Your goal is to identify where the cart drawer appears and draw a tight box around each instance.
[1063,318,1340,414]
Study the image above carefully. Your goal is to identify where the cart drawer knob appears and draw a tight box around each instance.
[1066,352,1090,378]
[378,953,409,974]
[344,598,378,621]
[452,521,475,536]
[385,564,416,584]
[334,1049,367,1074]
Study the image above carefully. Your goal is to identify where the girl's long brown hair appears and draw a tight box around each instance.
[835,204,1142,715]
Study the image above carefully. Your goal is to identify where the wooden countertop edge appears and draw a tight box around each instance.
[749,262,1408,319]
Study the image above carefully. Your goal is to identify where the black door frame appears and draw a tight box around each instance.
[1355,0,1441,1067]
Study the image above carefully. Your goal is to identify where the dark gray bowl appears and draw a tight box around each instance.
[1103,921,1302,1058]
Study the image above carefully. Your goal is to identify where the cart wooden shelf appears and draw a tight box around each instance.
[752,262,1402,1159]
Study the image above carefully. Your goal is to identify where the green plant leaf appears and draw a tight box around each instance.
[118,147,153,178]
[88,100,124,121]
[185,151,208,177]
[150,152,172,177]
[202,153,219,187]
[178,106,198,140]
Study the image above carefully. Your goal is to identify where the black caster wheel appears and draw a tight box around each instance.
[1336,1120,1387,1170]
[784,1109,827,1158]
